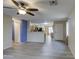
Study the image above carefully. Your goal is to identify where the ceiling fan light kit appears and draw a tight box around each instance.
[18,9,26,15]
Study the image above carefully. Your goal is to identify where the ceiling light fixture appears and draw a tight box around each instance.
[18,9,26,15]
[49,0,57,6]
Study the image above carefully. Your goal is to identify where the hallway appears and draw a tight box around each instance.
[4,40,74,59]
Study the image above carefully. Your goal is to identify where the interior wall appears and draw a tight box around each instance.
[3,14,12,49]
[53,21,66,41]
[68,8,75,57]
[27,32,44,42]
[27,20,30,32]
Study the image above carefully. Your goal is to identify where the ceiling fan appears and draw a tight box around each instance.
[3,0,39,16]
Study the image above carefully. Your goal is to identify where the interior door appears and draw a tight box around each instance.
[53,23,63,40]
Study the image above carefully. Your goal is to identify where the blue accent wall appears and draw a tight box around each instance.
[20,20,27,42]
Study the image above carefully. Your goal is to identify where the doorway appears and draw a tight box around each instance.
[45,26,54,43]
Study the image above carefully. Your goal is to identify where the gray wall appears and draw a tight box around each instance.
[68,9,75,57]
[3,14,12,49]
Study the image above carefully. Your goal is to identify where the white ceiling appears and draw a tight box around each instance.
[3,0,74,23]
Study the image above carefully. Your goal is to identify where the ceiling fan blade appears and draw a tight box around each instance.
[27,8,39,11]
[19,1,29,7]
[3,6,15,9]
[26,12,35,16]
[12,0,19,7]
